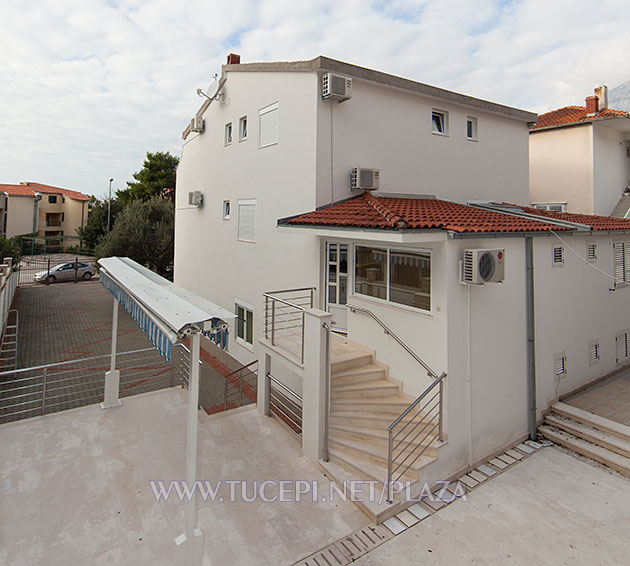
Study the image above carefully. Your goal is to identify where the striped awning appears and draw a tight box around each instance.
[98,257,235,362]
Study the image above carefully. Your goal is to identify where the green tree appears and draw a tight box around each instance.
[0,236,22,265]
[95,197,174,276]
[76,197,123,250]
[116,151,179,205]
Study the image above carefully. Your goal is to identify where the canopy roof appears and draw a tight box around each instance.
[99,257,234,360]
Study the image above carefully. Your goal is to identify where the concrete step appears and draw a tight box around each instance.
[545,414,630,458]
[552,402,630,442]
[539,425,630,477]
[330,352,374,374]
[327,446,421,484]
[331,379,401,398]
[332,363,387,384]
[329,411,428,429]
[331,395,416,414]
[611,194,630,217]
[330,427,439,459]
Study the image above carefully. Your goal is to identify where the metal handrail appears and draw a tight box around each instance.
[347,304,439,379]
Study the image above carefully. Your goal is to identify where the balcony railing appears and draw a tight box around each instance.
[263,287,315,364]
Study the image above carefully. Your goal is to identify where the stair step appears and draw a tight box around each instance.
[332,363,387,384]
[332,379,401,398]
[330,428,439,460]
[330,353,374,373]
[327,446,420,484]
[539,425,630,477]
[552,402,630,441]
[545,414,630,458]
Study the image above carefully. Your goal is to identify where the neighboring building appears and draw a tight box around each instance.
[0,182,90,239]
[175,55,630,513]
[529,86,630,216]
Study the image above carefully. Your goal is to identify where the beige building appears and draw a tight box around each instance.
[0,182,90,240]
[529,86,630,216]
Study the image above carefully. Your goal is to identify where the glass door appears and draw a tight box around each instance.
[325,242,348,332]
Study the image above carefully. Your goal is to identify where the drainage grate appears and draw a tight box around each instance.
[293,525,393,566]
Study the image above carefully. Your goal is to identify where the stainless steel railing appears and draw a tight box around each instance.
[267,371,303,438]
[222,360,258,411]
[0,347,174,424]
[346,304,446,504]
[263,287,315,363]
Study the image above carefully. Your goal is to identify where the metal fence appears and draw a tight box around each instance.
[18,254,97,287]
[267,371,303,438]
[0,347,174,425]
[263,287,315,363]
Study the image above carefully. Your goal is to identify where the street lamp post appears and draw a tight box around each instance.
[107,178,113,232]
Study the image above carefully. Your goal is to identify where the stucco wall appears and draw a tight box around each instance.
[6,196,35,237]
[62,198,87,238]
[529,125,594,213]
[593,125,630,216]
[174,70,321,365]
[315,79,531,208]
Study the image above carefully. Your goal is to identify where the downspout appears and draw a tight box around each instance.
[466,283,473,466]
[525,237,537,440]
[32,193,42,234]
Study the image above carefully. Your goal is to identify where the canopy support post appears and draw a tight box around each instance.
[101,297,122,409]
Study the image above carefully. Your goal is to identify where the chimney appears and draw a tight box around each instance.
[594,85,608,110]
[585,95,599,116]
[227,53,241,65]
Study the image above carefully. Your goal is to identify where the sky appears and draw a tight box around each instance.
[1,0,629,199]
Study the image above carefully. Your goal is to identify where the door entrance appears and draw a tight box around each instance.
[325,242,348,332]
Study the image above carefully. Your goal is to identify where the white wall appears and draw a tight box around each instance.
[316,79,531,207]
[175,70,322,366]
[533,233,630,413]
[6,196,34,237]
[593,124,630,216]
[529,125,594,213]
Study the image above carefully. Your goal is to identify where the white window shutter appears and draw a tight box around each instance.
[616,332,628,363]
[259,105,278,147]
[238,202,256,242]
[623,242,630,282]
[614,243,625,285]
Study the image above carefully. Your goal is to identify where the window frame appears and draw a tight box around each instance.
[258,102,279,148]
[616,330,630,364]
[223,200,231,220]
[553,352,567,378]
[431,109,449,136]
[234,300,254,349]
[613,241,630,287]
[352,244,432,313]
[225,122,233,146]
[239,116,248,142]
[551,244,564,267]
[466,116,478,141]
[48,195,58,204]
[237,199,256,243]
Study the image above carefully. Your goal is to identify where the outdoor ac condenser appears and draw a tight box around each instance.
[462,249,505,284]
[351,167,380,190]
[190,115,205,133]
[322,73,352,101]
[188,191,203,207]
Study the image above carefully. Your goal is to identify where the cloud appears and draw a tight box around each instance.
[1,0,629,197]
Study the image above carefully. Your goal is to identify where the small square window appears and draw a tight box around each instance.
[237,199,256,242]
[235,302,254,346]
[48,195,57,204]
[552,245,564,266]
[239,116,247,141]
[223,200,230,220]
[432,110,448,135]
[225,123,233,145]
[466,116,478,140]
[586,242,597,262]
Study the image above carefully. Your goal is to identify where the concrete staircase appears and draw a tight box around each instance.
[539,402,630,477]
[321,337,444,522]
[611,193,630,218]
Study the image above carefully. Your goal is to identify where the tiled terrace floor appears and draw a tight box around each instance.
[0,388,366,565]
[566,367,630,426]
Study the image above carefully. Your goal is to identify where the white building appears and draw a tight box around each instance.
[529,86,630,216]
[175,55,630,519]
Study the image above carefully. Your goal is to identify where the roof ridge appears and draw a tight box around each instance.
[363,193,408,228]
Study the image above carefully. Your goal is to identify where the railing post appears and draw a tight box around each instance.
[258,353,271,416]
[387,429,393,504]
[264,296,268,339]
[239,370,243,407]
[301,311,305,364]
[41,368,47,415]
[101,297,122,409]
[74,257,78,283]
[271,300,276,346]
[438,379,444,442]
[46,259,50,285]
[224,369,229,410]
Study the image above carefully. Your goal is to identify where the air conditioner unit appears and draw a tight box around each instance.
[462,249,505,284]
[188,191,203,207]
[190,115,205,133]
[351,167,380,190]
[322,73,352,101]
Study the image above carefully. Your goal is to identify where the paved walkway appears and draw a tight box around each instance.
[567,368,630,427]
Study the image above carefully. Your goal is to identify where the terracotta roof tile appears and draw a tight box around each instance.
[0,182,90,201]
[531,105,629,130]
[286,193,570,234]
[510,204,630,231]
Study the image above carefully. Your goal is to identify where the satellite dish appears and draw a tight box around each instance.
[206,79,221,99]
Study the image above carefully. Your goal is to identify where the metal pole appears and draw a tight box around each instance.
[239,370,243,407]
[41,368,47,415]
[387,431,393,504]
[271,300,276,346]
[301,311,305,364]
[323,322,330,462]
[74,257,78,283]
[101,297,121,409]
[438,379,444,442]
[46,259,50,285]
[107,178,113,232]
[525,237,538,440]
[224,369,228,410]
[183,330,203,566]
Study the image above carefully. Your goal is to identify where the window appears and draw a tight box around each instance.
[223,200,230,220]
[62,197,65,203]
[616,330,630,363]
[239,116,248,141]
[432,110,448,135]
[61,212,65,222]
[588,340,600,365]
[554,352,567,378]
[259,103,279,148]
[235,302,254,346]
[613,241,630,286]
[466,116,478,140]
[237,199,256,242]
[586,242,597,262]
[225,122,233,145]
[355,246,431,311]
[552,245,564,266]
[48,195,57,204]
[533,202,567,212]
